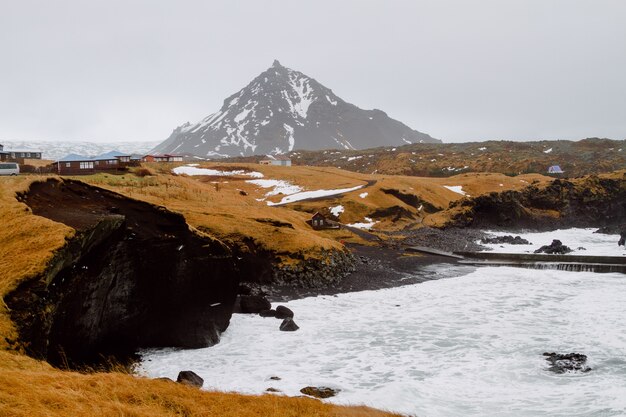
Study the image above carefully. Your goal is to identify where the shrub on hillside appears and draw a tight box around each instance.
[134,168,154,177]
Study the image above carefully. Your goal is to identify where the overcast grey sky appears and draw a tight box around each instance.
[1,0,625,143]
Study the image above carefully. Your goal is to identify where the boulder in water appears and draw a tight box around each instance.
[279,318,299,331]
[259,309,277,317]
[534,240,573,254]
[300,386,340,398]
[240,295,271,313]
[176,370,204,388]
[275,305,294,319]
[543,352,591,374]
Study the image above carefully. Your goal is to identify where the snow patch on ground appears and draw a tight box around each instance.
[443,185,467,196]
[544,148,553,154]
[346,217,377,230]
[329,205,344,217]
[173,165,264,178]
[267,185,365,206]
[359,192,368,199]
[246,179,303,197]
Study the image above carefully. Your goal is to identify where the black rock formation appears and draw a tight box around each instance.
[279,318,299,332]
[481,235,531,245]
[177,370,204,388]
[300,386,340,398]
[543,352,591,374]
[239,295,272,313]
[7,179,238,367]
[534,240,573,254]
[275,305,294,319]
[153,60,439,158]
[259,309,277,318]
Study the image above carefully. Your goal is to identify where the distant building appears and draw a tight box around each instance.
[548,165,564,174]
[52,150,135,175]
[0,144,43,162]
[142,154,183,163]
[308,212,339,230]
[259,154,292,166]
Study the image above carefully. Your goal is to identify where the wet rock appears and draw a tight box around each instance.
[266,387,281,392]
[259,309,277,318]
[300,386,340,398]
[619,230,625,246]
[577,247,587,251]
[594,225,621,234]
[240,295,271,313]
[269,376,281,380]
[176,370,204,388]
[279,318,299,332]
[534,240,573,254]
[481,235,531,245]
[275,305,294,319]
[543,352,591,374]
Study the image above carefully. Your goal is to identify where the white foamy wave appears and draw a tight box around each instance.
[480,228,625,256]
[140,266,626,416]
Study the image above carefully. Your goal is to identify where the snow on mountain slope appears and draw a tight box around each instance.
[1,141,159,160]
[153,60,439,158]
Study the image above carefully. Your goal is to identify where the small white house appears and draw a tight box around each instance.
[259,155,291,166]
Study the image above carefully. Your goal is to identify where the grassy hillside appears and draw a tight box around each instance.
[0,173,404,416]
[227,138,626,178]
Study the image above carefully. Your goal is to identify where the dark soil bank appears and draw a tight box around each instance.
[7,179,239,367]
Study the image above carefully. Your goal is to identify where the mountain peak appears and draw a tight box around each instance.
[153,63,440,158]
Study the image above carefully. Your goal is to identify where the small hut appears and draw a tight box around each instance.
[308,212,339,230]
[548,165,564,174]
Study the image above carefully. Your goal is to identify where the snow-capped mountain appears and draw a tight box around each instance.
[0,141,159,161]
[153,60,440,158]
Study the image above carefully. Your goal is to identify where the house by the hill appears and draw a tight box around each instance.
[53,150,135,175]
[142,154,183,163]
[260,155,291,166]
[308,212,339,230]
[0,144,43,162]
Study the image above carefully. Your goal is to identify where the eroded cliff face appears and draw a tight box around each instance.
[445,174,626,229]
[6,179,239,367]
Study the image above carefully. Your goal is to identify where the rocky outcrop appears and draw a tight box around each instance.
[481,235,531,245]
[275,306,294,319]
[239,295,271,313]
[446,175,626,230]
[279,318,299,331]
[534,240,573,254]
[177,371,204,388]
[272,249,356,287]
[7,179,239,367]
[300,386,340,398]
[543,352,591,374]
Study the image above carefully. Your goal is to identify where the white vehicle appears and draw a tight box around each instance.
[0,162,20,176]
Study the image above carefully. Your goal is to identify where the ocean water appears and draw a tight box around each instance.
[140,230,626,417]
[480,228,625,257]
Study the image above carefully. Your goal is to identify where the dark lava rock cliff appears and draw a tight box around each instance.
[7,179,239,366]
[444,175,626,230]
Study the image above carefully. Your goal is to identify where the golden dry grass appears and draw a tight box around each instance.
[0,352,400,417]
[0,176,73,349]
